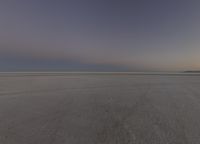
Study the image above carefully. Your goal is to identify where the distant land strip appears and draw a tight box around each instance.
[0,72,200,77]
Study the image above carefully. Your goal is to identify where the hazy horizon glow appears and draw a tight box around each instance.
[0,0,200,71]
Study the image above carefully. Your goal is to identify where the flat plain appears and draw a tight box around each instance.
[0,73,200,144]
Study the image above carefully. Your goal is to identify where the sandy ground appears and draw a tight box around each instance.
[0,74,200,144]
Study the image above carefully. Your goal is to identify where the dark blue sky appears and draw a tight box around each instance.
[0,0,200,71]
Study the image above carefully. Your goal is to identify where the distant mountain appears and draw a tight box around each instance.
[184,71,200,73]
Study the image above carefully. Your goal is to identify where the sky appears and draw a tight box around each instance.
[0,0,200,71]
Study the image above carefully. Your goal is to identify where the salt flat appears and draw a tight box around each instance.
[0,73,200,144]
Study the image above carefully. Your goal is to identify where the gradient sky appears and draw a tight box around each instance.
[0,0,200,71]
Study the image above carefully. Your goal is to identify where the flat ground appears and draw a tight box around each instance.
[0,73,200,144]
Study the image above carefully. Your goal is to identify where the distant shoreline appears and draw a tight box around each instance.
[0,71,200,77]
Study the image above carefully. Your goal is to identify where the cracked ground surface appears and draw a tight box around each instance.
[0,74,200,144]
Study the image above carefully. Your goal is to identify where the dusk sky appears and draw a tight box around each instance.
[0,0,200,71]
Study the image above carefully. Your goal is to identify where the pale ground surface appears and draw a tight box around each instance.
[0,74,200,144]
